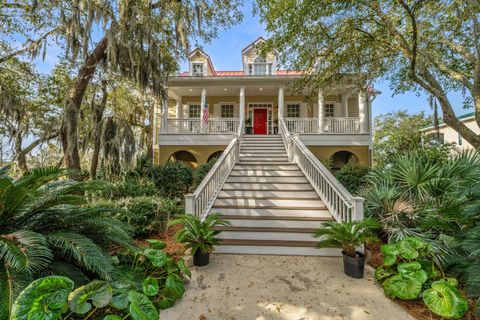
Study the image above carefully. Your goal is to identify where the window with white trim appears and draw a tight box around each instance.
[286,104,301,118]
[324,103,335,117]
[189,105,201,118]
[192,63,204,76]
[221,104,234,118]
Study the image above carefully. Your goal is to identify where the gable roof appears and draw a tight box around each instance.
[421,111,475,131]
[241,36,267,54]
[188,48,216,74]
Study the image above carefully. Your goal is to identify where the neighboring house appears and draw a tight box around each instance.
[153,37,375,169]
[153,37,377,255]
[421,112,480,151]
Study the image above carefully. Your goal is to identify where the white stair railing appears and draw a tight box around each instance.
[279,119,364,222]
[165,118,239,134]
[324,117,360,134]
[184,120,243,219]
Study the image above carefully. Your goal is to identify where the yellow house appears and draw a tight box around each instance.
[154,37,374,169]
[154,38,375,255]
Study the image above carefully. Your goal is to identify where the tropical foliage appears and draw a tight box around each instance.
[375,237,468,319]
[8,240,190,319]
[0,166,133,318]
[170,214,231,255]
[314,218,380,257]
[334,164,370,195]
[148,161,194,199]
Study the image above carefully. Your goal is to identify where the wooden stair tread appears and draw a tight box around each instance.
[214,226,317,233]
[220,239,318,247]
[212,205,327,210]
[216,196,320,200]
[219,214,333,221]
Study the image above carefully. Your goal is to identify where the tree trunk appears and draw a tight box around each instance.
[90,81,108,179]
[61,36,108,176]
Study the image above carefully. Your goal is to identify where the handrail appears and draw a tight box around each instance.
[285,117,361,134]
[279,119,364,222]
[164,118,239,134]
[184,118,243,219]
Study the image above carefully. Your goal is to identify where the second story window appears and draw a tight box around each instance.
[192,63,204,76]
[250,57,272,75]
[221,104,234,118]
[324,103,335,117]
[287,104,300,118]
[189,105,201,118]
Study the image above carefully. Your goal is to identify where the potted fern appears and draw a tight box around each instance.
[314,218,380,278]
[169,213,230,266]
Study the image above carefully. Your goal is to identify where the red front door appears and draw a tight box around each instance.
[253,109,268,134]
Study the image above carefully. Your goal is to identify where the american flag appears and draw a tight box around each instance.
[201,94,209,124]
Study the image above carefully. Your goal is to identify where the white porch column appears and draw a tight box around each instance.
[342,92,351,117]
[239,87,245,133]
[200,88,207,132]
[161,92,169,133]
[175,99,182,119]
[358,90,367,133]
[278,86,285,119]
[318,90,324,133]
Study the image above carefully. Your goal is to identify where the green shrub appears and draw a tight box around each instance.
[193,158,218,188]
[148,161,193,199]
[335,164,370,195]
[113,197,181,238]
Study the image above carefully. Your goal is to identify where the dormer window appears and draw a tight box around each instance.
[248,57,272,75]
[192,63,204,76]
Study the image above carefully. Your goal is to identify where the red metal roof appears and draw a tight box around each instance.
[177,70,302,77]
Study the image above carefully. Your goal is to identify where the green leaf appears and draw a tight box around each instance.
[157,293,176,309]
[397,262,428,284]
[0,264,32,320]
[374,266,396,282]
[380,243,398,266]
[142,277,159,297]
[383,274,423,300]
[423,279,468,319]
[177,259,191,278]
[10,276,74,320]
[165,274,185,298]
[398,237,428,260]
[68,280,112,314]
[110,281,132,310]
[128,291,159,320]
[146,239,166,250]
[144,249,168,267]
[104,316,123,320]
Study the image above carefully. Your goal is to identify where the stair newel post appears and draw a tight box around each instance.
[185,193,196,217]
[351,196,364,222]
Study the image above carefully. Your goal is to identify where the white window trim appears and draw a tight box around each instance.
[219,102,236,118]
[286,102,302,118]
[324,101,336,118]
[190,61,207,76]
[188,103,201,118]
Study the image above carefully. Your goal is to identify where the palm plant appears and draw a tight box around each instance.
[169,214,230,255]
[314,218,380,257]
[0,166,133,317]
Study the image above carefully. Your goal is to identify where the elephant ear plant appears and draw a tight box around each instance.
[314,218,380,278]
[375,237,468,319]
[169,213,231,266]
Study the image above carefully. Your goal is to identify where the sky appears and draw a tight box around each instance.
[31,0,469,119]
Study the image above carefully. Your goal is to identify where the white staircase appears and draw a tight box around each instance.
[211,135,338,256]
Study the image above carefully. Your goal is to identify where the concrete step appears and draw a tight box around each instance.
[218,190,319,198]
[240,149,286,154]
[238,159,289,163]
[241,143,284,147]
[215,226,317,233]
[226,176,308,183]
[239,153,287,158]
[222,182,314,191]
[233,164,299,171]
[238,161,292,165]
[218,231,318,242]
[213,198,325,208]
[212,207,331,218]
[223,217,329,229]
[216,244,340,256]
[229,170,303,177]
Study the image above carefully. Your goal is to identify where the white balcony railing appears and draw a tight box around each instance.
[324,117,361,134]
[285,117,362,134]
[164,118,239,134]
[279,119,364,222]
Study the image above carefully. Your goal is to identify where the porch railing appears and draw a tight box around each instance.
[164,118,239,134]
[279,119,364,222]
[285,117,362,134]
[184,120,243,219]
[324,117,361,134]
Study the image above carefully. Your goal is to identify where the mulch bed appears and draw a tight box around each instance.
[135,224,186,260]
[365,244,479,320]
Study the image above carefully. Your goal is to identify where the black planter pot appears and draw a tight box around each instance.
[193,250,210,266]
[342,251,365,279]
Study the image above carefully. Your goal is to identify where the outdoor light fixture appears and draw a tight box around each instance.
[224,88,228,91]
[259,88,263,91]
